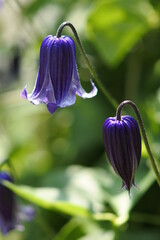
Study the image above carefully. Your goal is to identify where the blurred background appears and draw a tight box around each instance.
[0,0,160,239]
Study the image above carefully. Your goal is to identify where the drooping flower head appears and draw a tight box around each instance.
[21,35,97,114]
[103,115,141,192]
[0,171,35,235]
[0,172,16,235]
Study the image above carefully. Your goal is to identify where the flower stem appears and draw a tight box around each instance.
[116,100,160,186]
[92,212,128,226]
[56,22,118,109]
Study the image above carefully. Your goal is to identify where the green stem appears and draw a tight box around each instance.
[116,100,160,186]
[56,22,118,109]
[92,212,128,226]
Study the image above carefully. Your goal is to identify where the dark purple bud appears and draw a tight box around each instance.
[0,171,35,235]
[21,35,97,114]
[103,115,141,192]
[0,172,16,235]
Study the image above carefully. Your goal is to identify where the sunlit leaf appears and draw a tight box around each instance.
[4,163,155,221]
[87,0,159,66]
[3,181,91,218]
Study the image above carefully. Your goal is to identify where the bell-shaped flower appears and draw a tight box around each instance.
[21,35,97,114]
[0,171,35,235]
[103,115,141,192]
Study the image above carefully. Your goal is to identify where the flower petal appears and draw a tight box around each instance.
[47,103,59,114]
[21,35,56,105]
[76,79,98,99]
[50,36,73,104]
[21,87,27,99]
[69,37,98,99]
[30,35,55,98]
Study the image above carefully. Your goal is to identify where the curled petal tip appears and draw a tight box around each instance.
[21,87,28,99]
[76,80,98,99]
[87,80,98,98]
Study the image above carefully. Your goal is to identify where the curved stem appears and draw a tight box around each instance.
[116,100,160,186]
[92,212,116,222]
[56,22,118,109]
[92,212,128,226]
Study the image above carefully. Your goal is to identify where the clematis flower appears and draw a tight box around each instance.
[21,35,97,114]
[0,171,35,235]
[103,115,141,192]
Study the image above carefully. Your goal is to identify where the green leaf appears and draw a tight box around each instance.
[87,0,159,66]
[3,162,155,223]
[3,181,91,218]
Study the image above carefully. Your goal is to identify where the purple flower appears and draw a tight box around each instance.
[103,115,141,192]
[0,171,35,235]
[21,35,97,114]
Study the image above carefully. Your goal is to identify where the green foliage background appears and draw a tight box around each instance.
[0,0,160,239]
